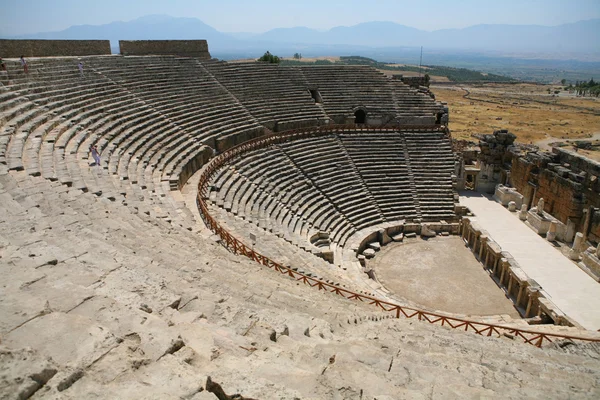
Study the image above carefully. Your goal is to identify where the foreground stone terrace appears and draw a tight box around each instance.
[1,166,599,398]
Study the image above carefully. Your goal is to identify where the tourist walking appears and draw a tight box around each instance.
[90,145,101,167]
[0,58,7,84]
[78,61,84,77]
[20,55,28,74]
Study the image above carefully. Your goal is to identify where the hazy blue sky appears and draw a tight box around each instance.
[2,0,599,35]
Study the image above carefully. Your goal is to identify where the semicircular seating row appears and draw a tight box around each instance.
[0,56,266,230]
[207,130,457,252]
[0,56,414,301]
[298,65,445,124]
[0,56,448,236]
[200,61,446,127]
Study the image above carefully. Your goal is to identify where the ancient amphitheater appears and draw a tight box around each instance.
[1,40,600,399]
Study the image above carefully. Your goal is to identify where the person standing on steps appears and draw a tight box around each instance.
[0,58,7,84]
[20,55,28,74]
[90,145,101,167]
[78,61,84,77]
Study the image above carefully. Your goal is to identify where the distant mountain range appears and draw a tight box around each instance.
[4,15,599,58]
[9,15,232,47]
[251,19,600,54]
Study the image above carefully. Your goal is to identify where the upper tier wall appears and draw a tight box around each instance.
[0,39,111,57]
[119,40,211,59]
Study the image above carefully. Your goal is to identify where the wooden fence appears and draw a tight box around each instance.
[196,125,600,347]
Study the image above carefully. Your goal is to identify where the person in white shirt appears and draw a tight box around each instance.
[20,55,28,74]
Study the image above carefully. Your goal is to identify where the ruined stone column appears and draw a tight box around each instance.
[537,198,545,216]
[478,236,487,260]
[519,204,528,221]
[582,206,594,242]
[499,259,509,285]
[508,201,517,212]
[525,290,539,318]
[472,230,481,255]
[569,232,584,260]
[547,221,558,242]
[492,256,500,277]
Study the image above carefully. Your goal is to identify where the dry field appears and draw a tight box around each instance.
[432,83,600,144]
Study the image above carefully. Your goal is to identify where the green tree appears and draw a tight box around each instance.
[560,78,566,85]
[258,51,281,64]
[293,53,302,60]
[424,73,431,87]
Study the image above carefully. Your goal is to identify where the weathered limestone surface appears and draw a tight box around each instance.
[519,204,528,220]
[0,39,111,57]
[580,247,600,281]
[510,147,600,241]
[570,232,585,260]
[472,130,516,193]
[119,40,211,59]
[527,206,567,241]
[0,170,595,398]
[494,184,523,209]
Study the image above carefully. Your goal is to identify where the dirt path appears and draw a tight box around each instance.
[535,131,600,151]
[461,87,600,115]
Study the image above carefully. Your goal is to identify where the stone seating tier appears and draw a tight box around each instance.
[1,56,452,244]
[299,65,445,122]
[202,61,328,129]
[0,57,229,229]
[209,130,457,255]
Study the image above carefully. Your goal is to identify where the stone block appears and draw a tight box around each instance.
[378,228,392,245]
[580,251,600,281]
[363,248,376,258]
[494,184,523,209]
[526,209,566,240]
[420,224,436,238]
[367,242,381,252]
[391,232,404,242]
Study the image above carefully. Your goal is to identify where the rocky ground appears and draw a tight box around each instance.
[1,156,600,399]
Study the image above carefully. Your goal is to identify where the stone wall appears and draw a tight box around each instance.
[509,147,600,241]
[119,40,211,59]
[400,76,429,88]
[472,130,516,193]
[458,130,600,241]
[0,39,111,57]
